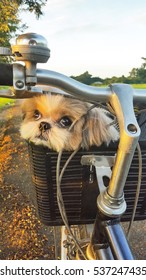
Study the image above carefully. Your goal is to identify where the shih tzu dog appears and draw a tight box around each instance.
[20,94,119,152]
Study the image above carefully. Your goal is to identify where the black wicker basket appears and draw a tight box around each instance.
[27,112,146,226]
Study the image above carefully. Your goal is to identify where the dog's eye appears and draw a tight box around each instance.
[33,110,42,120]
[59,116,72,128]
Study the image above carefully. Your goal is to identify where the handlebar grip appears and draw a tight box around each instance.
[0,63,13,86]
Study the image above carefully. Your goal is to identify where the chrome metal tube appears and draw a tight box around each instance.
[104,223,134,260]
[108,84,140,198]
[97,84,141,217]
[37,69,111,102]
[133,89,146,103]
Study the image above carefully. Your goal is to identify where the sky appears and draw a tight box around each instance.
[18,0,146,78]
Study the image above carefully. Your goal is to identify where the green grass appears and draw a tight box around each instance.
[0,97,15,109]
[93,83,146,89]
[0,87,15,109]
[131,84,146,89]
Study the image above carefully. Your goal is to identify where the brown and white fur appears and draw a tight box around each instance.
[20,94,119,152]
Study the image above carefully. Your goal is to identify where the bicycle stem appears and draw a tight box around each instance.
[97,84,141,217]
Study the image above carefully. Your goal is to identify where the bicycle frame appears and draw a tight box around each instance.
[0,32,145,260]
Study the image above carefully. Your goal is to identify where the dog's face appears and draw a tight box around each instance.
[20,94,119,152]
[21,94,88,151]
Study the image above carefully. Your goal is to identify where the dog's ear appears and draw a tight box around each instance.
[82,108,119,149]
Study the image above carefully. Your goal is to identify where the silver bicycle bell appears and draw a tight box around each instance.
[11,33,50,85]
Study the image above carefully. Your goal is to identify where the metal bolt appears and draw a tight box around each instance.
[127,123,137,134]
[15,80,24,89]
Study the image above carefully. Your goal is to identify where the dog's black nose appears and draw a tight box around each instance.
[39,122,51,131]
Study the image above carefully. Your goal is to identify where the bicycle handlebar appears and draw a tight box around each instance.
[0,63,13,86]
[0,63,146,106]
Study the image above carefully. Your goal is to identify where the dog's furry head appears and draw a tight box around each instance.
[20,94,119,152]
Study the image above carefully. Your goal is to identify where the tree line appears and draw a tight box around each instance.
[71,57,146,85]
